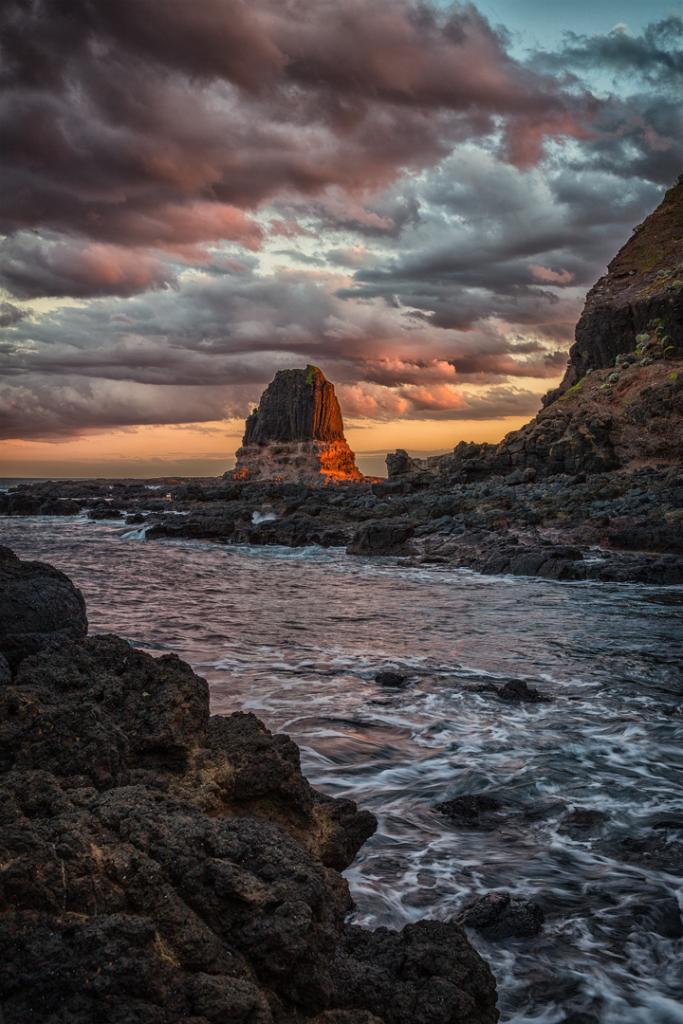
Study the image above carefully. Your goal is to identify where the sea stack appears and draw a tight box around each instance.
[233,365,362,483]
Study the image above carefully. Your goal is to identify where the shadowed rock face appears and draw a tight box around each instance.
[0,545,87,669]
[244,366,345,445]
[387,176,683,483]
[235,367,362,484]
[559,174,683,392]
[0,549,498,1024]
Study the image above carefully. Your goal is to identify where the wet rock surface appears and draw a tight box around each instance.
[374,670,410,688]
[473,679,551,703]
[436,794,505,830]
[601,832,683,874]
[459,892,544,941]
[0,549,498,1024]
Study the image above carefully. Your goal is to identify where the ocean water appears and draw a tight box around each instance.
[2,514,682,1024]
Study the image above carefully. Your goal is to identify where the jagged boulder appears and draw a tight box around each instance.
[0,545,87,670]
[0,551,498,1024]
[234,367,363,484]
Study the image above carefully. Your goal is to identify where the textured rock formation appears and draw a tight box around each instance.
[243,366,345,444]
[0,545,87,669]
[387,176,683,483]
[559,173,683,392]
[0,549,498,1024]
[234,367,362,484]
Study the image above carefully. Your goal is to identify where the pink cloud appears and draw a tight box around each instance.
[0,235,175,298]
[529,264,576,285]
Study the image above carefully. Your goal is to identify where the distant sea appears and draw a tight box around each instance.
[0,477,67,491]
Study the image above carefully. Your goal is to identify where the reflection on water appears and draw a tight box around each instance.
[2,514,683,1024]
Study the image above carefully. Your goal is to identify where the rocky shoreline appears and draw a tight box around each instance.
[0,545,499,1024]
[2,461,682,585]
[3,179,682,587]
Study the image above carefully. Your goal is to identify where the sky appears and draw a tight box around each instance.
[1,1,682,478]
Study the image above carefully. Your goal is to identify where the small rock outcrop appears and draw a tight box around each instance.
[459,893,544,941]
[0,549,498,1024]
[233,367,362,484]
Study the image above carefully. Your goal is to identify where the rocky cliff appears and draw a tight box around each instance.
[558,173,683,393]
[0,547,498,1024]
[388,175,683,483]
[234,367,363,484]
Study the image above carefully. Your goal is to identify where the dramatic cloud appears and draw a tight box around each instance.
[536,17,683,89]
[0,302,28,328]
[338,149,661,337]
[0,1,595,261]
[0,3,680,451]
[533,17,683,184]
[338,380,542,420]
[0,377,237,442]
[0,234,177,299]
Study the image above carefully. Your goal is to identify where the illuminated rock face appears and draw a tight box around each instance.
[234,366,362,483]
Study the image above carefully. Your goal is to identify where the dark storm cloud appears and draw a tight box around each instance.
[0,376,239,442]
[532,18,683,184]
[0,263,566,438]
[0,302,28,328]
[0,0,595,278]
[0,233,177,299]
[536,17,683,88]
[0,4,680,444]
[2,270,545,385]
[339,154,663,336]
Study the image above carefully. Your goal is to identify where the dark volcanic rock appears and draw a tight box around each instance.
[87,504,124,520]
[0,491,82,515]
[147,513,236,542]
[559,808,608,836]
[0,550,497,1024]
[375,670,410,688]
[459,892,544,941]
[618,896,683,940]
[497,680,550,703]
[243,366,345,444]
[0,546,87,670]
[233,367,362,484]
[436,794,504,829]
[602,832,683,875]
[333,922,498,1024]
[347,519,415,556]
[606,516,683,554]
[562,174,683,387]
